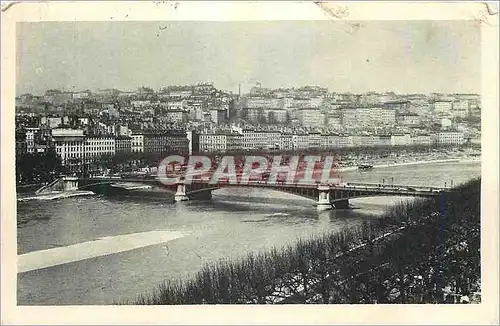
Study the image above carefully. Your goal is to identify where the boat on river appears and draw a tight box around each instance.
[358,164,374,171]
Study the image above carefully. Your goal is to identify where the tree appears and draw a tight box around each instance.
[15,149,63,185]
[97,154,114,170]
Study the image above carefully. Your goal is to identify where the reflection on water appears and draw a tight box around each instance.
[16,161,480,305]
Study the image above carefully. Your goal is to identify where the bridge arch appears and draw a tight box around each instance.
[189,185,320,202]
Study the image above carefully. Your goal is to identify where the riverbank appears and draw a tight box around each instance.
[17,190,95,202]
[133,178,481,304]
[337,157,479,172]
[16,183,45,194]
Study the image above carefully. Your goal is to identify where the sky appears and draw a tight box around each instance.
[16,21,481,95]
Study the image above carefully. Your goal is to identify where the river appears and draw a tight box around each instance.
[16,160,481,305]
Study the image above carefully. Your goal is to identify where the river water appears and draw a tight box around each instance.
[17,161,481,305]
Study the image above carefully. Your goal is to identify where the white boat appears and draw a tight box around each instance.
[267,212,290,217]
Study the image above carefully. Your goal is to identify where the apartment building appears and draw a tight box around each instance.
[241,129,281,150]
[130,100,151,108]
[196,131,243,153]
[84,136,116,162]
[226,133,243,152]
[453,100,469,112]
[131,134,144,153]
[41,117,63,129]
[308,97,324,108]
[377,108,396,125]
[131,131,189,154]
[144,134,169,153]
[292,133,310,150]
[355,108,373,126]
[391,134,412,146]
[199,133,227,153]
[280,133,294,151]
[384,101,410,112]
[245,97,282,109]
[378,135,392,147]
[341,107,395,128]
[25,127,39,153]
[397,113,420,126]
[210,109,227,125]
[297,108,324,128]
[267,109,287,124]
[308,132,322,149]
[433,101,453,115]
[320,134,354,148]
[164,110,187,124]
[352,135,380,147]
[341,108,357,128]
[16,130,28,156]
[358,107,396,126]
[436,131,465,145]
[447,101,468,120]
[115,136,132,153]
[411,134,432,146]
[72,90,91,100]
[165,130,190,155]
[321,134,333,149]
[52,129,86,166]
[241,107,265,123]
[326,115,342,129]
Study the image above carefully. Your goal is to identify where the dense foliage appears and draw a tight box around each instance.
[15,150,64,185]
[133,178,481,305]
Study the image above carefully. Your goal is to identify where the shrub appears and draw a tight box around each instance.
[133,178,481,304]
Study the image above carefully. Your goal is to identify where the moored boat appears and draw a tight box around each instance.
[357,164,374,171]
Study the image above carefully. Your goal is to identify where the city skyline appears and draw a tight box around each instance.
[17,20,480,96]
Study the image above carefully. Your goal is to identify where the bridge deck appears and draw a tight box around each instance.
[81,178,448,197]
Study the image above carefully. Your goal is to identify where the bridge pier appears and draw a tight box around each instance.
[317,186,333,211]
[174,184,189,202]
[62,177,79,191]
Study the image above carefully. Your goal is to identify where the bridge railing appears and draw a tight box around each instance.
[35,177,63,194]
[346,182,448,191]
[186,181,443,194]
[83,177,447,193]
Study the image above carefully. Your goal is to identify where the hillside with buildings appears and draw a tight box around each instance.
[15,84,481,181]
